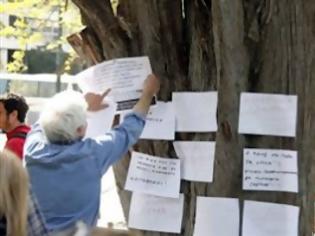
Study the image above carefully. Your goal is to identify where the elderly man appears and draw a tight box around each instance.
[24,74,160,235]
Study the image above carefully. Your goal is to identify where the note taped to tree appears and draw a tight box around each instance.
[140,102,175,140]
[242,200,299,236]
[128,193,184,233]
[121,101,175,140]
[77,56,154,112]
[173,141,215,182]
[193,197,239,236]
[125,152,180,198]
[172,92,218,132]
[243,148,298,193]
[238,92,298,137]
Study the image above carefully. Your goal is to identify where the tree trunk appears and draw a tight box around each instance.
[70,0,315,235]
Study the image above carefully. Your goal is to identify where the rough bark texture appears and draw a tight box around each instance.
[70,0,315,235]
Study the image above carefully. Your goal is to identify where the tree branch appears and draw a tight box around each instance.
[72,0,128,59]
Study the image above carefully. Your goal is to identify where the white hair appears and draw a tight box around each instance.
[39,90,87,143]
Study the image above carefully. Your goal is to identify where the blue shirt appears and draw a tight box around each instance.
[24,112,145,232]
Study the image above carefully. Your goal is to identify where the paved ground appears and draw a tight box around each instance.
[98,168,126,228]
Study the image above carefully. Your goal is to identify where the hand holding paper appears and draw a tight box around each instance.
[142,74,160,96]
[133,74,160,116]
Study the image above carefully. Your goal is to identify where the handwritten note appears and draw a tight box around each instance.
[77,56,152,111]
[121,102,175,140]
[173,141,215,182]
[84,100,117,138]
[125,152,180,198]
[193,197,239,236]
[243,148,298,193]
[238,93,298,137]
[128,193,184,233]
[242,200,299,236]
[172,92,218,132]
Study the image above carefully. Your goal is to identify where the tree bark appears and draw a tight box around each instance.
[70,0,315,235]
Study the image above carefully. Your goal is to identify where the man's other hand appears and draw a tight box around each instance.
[85,89,111,111]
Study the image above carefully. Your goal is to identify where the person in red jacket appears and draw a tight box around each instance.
[0,93,30,159]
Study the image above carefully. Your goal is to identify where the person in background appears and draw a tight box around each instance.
[0,93,30,159]
[25,74,160,235]
[0,150,49,236]
[0,93,48,236]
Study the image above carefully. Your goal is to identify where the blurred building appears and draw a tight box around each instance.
[0,3,71,97]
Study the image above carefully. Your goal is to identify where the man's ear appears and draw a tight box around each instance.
[76,125,87,137]
[8,110,18,122]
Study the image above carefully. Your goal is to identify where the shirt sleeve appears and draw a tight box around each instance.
[23,123,46,160]
[89,111,146,175]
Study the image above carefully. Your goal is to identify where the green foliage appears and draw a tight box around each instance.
[6,51,28,72]
[111,0,119,15]
[0,0,83,73]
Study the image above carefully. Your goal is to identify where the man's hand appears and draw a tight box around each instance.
[133,74,160,116]
[142,74,160,97]
[85,89,111,111]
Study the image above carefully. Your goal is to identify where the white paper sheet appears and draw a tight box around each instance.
[238,93,298,137]
[76,56,152,112]
[172,92,218,132]
[243,148,298,193]
[193,197,239,236]
[128,193,184,233]
[141,101,175,140]
[84,100,117,138]
[173,141,215,182]
[242,200,299,236]
[125,152,180,198]
[121,101,175,140]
